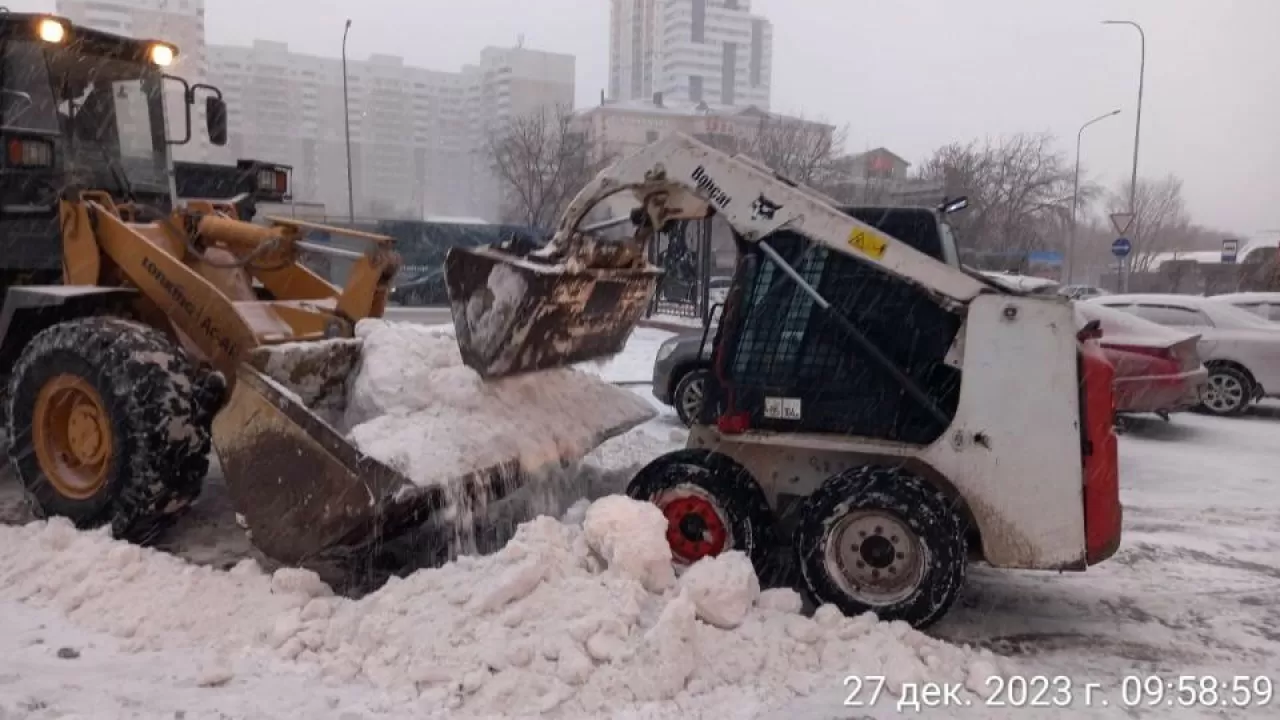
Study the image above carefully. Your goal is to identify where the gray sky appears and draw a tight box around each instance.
[19,0,1280,235]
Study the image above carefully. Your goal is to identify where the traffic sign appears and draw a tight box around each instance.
[1111,237,1132,258]
[1221,238,1239,264]
[1110,212,1135,236]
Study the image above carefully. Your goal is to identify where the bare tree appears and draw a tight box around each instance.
[700,112,846,186]
[1109,175,1191,272]
[750,114,847,186]
[918,133,1082,267]
[486,105,614,229]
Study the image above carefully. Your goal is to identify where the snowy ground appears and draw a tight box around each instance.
[2,326,1279,718]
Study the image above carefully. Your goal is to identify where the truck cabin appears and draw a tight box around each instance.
[0,13,225,284]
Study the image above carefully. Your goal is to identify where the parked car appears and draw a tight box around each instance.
[1059,284,1111,301]
[1074,303,1208,416]
[978,271,1061,294]
[1087,293,1280,415]
[655,298,1206,425]
[1213,291,1280,322]
[707,276,733,305]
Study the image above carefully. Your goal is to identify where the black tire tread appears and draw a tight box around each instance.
[5,316,220,542]
[627,448,774,569]
[795,465,967,628]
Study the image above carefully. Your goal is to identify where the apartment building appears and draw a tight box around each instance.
[208,42,574,220]
[609,0,772,110]
[56,0,215,163]
[576,97,831,160]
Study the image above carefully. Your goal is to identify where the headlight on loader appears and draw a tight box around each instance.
[148,42,176,67]
[37,18,67,44]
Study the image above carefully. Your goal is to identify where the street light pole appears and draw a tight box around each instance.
[342,19,355,223]
[1068,109,1122,285]
[1103,19,1145,291]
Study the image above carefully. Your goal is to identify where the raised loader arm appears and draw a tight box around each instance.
[547,132,988,307]
[446,133,994,424]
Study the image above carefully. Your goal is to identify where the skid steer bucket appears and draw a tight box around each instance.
[209,345,528,566]
[444,245,663,378]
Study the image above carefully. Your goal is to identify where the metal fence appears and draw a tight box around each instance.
[647,217,714,323]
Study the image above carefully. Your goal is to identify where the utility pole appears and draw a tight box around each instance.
[1103,20,1146,291]
[1068,109,1122,284]
[342,19,355,223]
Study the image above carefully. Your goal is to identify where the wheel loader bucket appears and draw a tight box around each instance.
[444,245,663,378]
[209,344,525,566]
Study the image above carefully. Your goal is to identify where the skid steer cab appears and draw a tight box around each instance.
[505,133,1125,629]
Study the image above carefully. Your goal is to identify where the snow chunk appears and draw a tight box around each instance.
[582,495,675,593]
[342,320,656,489]
[756,587,803,614]
[678,551,760,629]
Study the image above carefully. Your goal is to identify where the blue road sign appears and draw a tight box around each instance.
[1222,238,1239,264]
[1111,237,1132,258]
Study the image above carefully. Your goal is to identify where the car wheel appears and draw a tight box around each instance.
[673,368,710,427]
[1197,365,1253,416]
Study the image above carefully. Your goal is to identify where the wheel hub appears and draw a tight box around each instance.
[1203,373,1244,412]
[826,510,927,606]
[657,487,730,564]
[32,374,113,500]
[679,377,705,419]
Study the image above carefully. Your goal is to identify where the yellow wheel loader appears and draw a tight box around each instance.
[0,14,537,570]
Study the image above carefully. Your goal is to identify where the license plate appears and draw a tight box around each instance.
[764,396,802,420]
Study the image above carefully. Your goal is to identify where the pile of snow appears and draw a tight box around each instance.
[260,319,656,490]
[0,496,1016,717]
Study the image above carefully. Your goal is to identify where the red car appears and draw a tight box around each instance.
[1075,303,1208,415]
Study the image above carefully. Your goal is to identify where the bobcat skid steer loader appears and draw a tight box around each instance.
[0,14,569,574]
[446,133,1124,629]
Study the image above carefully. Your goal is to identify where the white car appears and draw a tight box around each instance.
[1213,292,1280,322]
[978,271,1060,294]
[1087,293,1280,415]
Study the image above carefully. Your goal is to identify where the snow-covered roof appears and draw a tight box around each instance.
[978,271,1059,292]
[424,215,490,225]
[1146,239,1277,271]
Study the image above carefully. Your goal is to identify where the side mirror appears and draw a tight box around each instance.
[206,96,227,146]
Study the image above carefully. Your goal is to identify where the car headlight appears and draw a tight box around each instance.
[656,341,677,363]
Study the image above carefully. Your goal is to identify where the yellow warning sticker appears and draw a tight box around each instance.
[847,228,888,260]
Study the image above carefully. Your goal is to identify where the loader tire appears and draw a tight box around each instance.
[795,466,967,629]
[5,317,222,543]
[627,448,774,572]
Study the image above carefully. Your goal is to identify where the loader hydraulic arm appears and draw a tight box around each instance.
[78,200,400,384]
[549,133,989,308]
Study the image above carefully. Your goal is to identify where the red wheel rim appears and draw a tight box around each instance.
[658,492,729,564]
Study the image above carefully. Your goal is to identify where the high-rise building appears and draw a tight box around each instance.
[56,0,215,163]
[58,0,575,220]
[207,42,574,220]
[609,0,772,110]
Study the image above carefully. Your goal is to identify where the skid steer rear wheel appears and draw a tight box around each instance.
[626,448,774,571]
[5,317,222,543]
[795,466,967,629]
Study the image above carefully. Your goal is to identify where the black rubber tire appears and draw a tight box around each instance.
[795,466,967,628]
[673,368,710,427]
[626,448,774,571]
[1195,364,1253,417]
[5,317,223,543]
